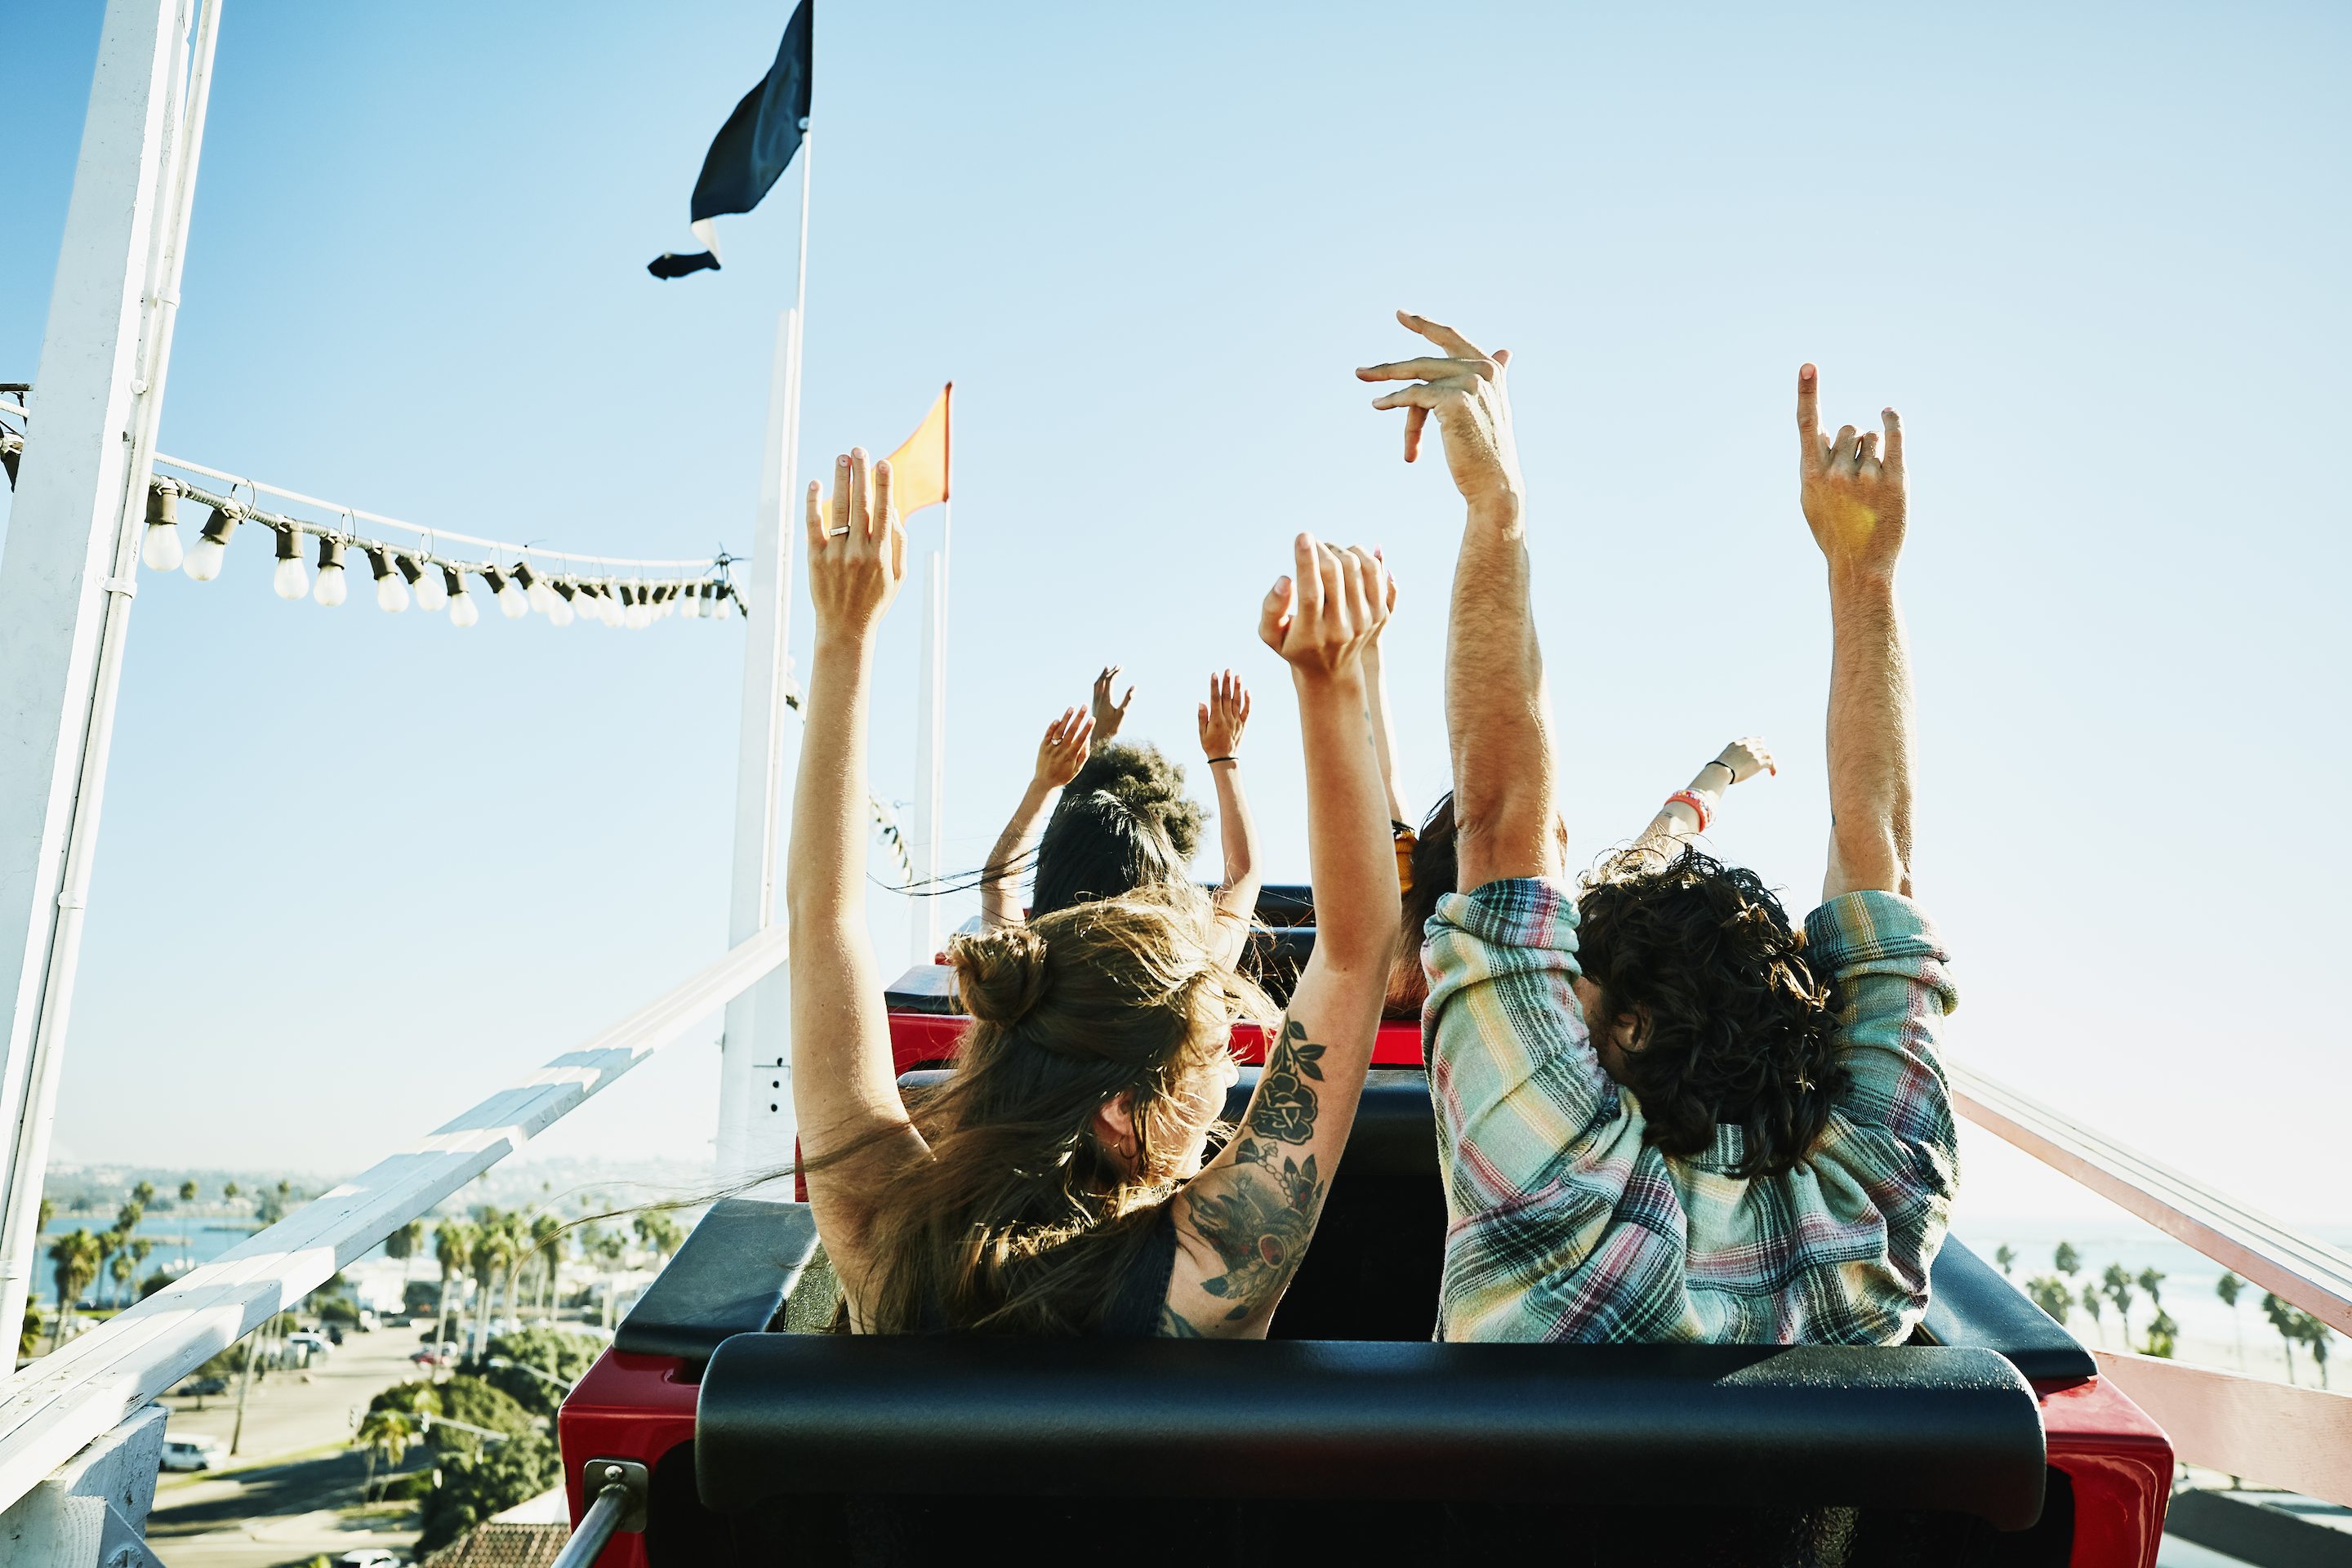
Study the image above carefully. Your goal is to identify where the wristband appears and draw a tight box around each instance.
[1664,790,1712,831]
[1205,755,1237,767]
[1703,759,1735,784]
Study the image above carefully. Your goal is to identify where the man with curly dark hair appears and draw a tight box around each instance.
[1359,314,1956,1344]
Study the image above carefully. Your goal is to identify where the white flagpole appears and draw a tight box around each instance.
[909,525,947,969]
[716,128,813,1184]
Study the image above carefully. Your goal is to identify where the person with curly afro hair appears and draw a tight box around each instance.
[1361,317,1957,1346]
[976,664,1263,969]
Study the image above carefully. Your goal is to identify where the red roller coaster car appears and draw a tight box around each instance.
[557,886,2172,1566]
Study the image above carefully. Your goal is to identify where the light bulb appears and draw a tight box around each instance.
[271,528,309,599]
[183,506,238,581]
[414,560,448,612]
[657,585,678,618]
[714,584,736,619]
[596,588,622,627]
[625,586,651,630]
[679,581,702,619]
[368,547,410,612]
[485,567,528,620]
[547,585,575,627]
[312,536,348,607]
[448,575,480,628]
[141,485,185,572]
[519,564,558,617]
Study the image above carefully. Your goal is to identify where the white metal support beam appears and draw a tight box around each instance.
[0,923,789,1517]
[0,0,215,1366]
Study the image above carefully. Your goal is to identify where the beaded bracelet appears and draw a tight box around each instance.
[1664,789,1712,831]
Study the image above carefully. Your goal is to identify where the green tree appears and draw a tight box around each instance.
[2025,1275,2071,1325]
[2078,1283,2104,1343]
[633,1211,684,1265]
[1993,1244,2016,1278]
[423,1374,537,1457]
[2216,1271,2246,1370]
[2136,1267,2166,1311]
[2101,1263,2136,1345]
[354,1408,416,1502]
[2291,1312,2333,1388]
[483,1327,601,1421]
[2053,1241,2082,1278]
[386,1218,427,1299]
[2141,1308,2179,1359]
[221,1181,240,1205]
[38,1196,53,1232]
[2261,1292,2300,1384]
[416,1428,561,1556]
[468,1215,515,1358]
[131,1181,156,1209]
[433,1218,474,1347]
[46,1230,100,1347]
[177,1180,198,1204]
[138,1270,173,1302]
[108,1251,134,1306]
[18,1300,42,1364]
[530,1213,565,1320]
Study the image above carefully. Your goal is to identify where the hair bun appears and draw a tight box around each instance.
[947,925,1050,1026]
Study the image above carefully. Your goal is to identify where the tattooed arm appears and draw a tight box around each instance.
[1160,535,1400,1337]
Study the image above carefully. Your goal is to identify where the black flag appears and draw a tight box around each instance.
[648,1,814,281]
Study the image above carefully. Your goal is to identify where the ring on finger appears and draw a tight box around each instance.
[826,525,852,537]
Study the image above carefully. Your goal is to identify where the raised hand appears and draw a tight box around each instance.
[1258,534,1389,682]
[1090,666,1136,742]
[1357,312,1523,514]
[1197,671,1252,758]
[1797,364,1906,578]
[1715,736,1777,786]
[804,449,906,642]
[1033,706,1095,788]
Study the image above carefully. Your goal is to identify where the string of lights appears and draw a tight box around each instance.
[141,472,738,629]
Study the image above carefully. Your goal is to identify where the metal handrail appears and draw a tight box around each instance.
[0,925,788,1515]
[1952,1062,2351,1335]
[550,1484,631,1568]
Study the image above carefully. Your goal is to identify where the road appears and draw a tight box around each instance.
[149,1325,432,1567]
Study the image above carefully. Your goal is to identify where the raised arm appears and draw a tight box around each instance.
[978,708,1094,929]
[786,450,922,1303]
[1090,665,1135,744]
[1796,365,1914,899]
[1361,574,1412,828]
[1196,670,1262,966]
[1358,313,1547,893]
[1625,737,1776,866]
[1162,537,1398,1337]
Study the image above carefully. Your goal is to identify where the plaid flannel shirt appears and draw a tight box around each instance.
[1423,878,1958,1345]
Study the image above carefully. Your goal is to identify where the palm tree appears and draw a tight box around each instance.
[2292,1312,2333,1388]
[131,1181,156,1209]
[354,1408,414,1501]
[221,1181,240,1207]
[90,1232,118,1311]
[2216,1272,2247,1370]
[531,1214,565,1321]
[2262,1292,2299,1384]
[2025,1276,2071,1325]
[2142,1309,2179,1359]
[177,1180,198,1205]
[385,1219,426,1308]
[107,1252,133,1307]
[1993,1244,2016,1278]
[47,1230,100,1348]
[2101,1263,2136,1346]
[432,1220,472,1348]
[2078,1283,2104,1344]
[469,1218,514,1360]
[2053,1241,2082,1280]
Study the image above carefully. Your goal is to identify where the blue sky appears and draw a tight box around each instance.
[4,1,2345,1224]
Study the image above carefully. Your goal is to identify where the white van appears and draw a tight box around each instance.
[159,1436,227,1472]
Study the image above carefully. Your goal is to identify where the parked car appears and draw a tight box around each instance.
[174,1375,229,1397]
[159,1436,227,1472]
[408,1344,457,1367]
[335,1552,401,1568]
[286,1330,332,1356]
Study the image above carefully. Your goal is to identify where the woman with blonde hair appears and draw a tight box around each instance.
[787,448,1398,1336]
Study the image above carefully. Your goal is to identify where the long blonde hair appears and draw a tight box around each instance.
[853,885,1267,1334]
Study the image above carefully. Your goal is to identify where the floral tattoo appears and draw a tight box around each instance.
[1178,1018,1331,1323]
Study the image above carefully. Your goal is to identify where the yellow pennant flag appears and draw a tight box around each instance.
[885,382,951,519]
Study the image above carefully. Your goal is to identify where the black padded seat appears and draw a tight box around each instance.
[695,1334,2046,1528]
[613,1199,818,1370]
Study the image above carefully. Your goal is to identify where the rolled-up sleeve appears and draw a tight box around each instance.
[1802,891,1962,1327]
